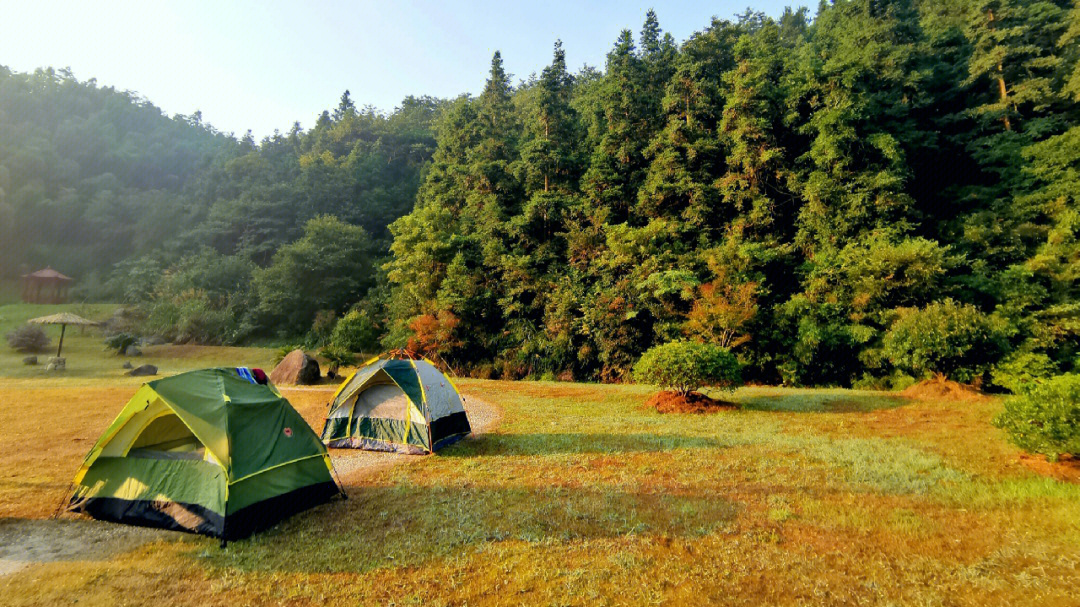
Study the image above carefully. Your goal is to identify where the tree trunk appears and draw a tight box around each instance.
[988,9,1012,131]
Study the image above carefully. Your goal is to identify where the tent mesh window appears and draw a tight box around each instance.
[127,414,206,460]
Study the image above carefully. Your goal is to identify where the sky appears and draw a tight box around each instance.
[0,0,805,139]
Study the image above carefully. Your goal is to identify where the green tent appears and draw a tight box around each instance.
[322,356,471,454]
[69,368,343,541]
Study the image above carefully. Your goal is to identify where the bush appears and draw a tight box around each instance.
[633,341,741,395]
[142,289,251,345]
[991,351,1059,394]
[330,308,382,353]
[274,344,302,364]
[853,371,917,391]
[994,374,1080,460]
[320,344,356,377]
[881,300,1010,382]
[104,333,137,355]
[6,324,50,353]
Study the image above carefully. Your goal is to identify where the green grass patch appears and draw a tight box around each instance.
[0,302,275,381]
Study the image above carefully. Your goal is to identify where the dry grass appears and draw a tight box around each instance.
[1,371,1079,605]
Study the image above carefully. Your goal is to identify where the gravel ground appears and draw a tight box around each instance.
[330,393,502,482]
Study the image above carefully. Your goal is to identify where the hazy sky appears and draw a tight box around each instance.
[1,1,804,138]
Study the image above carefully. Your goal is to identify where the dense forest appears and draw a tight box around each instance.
[2,0,1078,387]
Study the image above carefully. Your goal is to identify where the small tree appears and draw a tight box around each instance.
[994,374,1080,460]
[881,300,1009,382]
[407,309,462,358]
[633,340,742,396]
[6,325,50,353]
[684,277,759,349]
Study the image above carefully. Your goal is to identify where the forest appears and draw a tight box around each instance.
[1,0,1078,387]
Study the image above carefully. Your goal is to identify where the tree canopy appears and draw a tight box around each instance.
[3,1,1078,386]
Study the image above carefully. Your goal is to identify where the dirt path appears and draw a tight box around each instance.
[0,518,170,576]
[0,394,501,577]
[330,394,501,481]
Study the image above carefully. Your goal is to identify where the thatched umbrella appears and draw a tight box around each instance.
[28,312,100,358]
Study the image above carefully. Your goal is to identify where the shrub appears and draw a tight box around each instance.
[330,308,382,353]
[320,344,356,377]
[853,371,917,391]
[991,351,1059,394]
[994,374,1080,460]
[6,324,50,353]
[633,340,741,395]
[142,289,252,345]
[104,333,137,355]
[274,345,302,364]
[881,300,1010,382]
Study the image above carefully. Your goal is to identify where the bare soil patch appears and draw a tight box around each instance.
[646,390,738,414]
[0,518,174,576]
[1018,453,1080,484]
[901,376,989,403]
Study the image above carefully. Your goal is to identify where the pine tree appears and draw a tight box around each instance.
[332,90,356,121]
[579,30,651,224]
[520,40,580,195]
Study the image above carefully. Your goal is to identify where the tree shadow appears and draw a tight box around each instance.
[205,483,739,574]
[729,390,909,414]
[441,432,737,457]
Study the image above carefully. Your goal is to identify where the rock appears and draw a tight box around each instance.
[23,355,38,365]
[122,361,134,369]
[269,350,321,385]
[45,357,66,372]
[138,336,167,346]
[127,364,158,377]
[123,345,142,356]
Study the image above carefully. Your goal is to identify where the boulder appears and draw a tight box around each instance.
[45,357,66,372]
[123,345,142,356]
[269,350,321,385]
[139,336,167,347]
[122,361,134,369]
[23,356,38,365]
[127,364,158,377]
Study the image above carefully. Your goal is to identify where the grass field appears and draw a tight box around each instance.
[0,303,276,382]
[1,340,1079,606]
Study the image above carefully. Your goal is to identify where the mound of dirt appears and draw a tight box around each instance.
[1018,453,1080,484]
[647,390,738,414]
[901,376,989,403]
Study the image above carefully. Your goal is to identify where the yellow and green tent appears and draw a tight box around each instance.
[322,356,471,454]
[68,368,342,541]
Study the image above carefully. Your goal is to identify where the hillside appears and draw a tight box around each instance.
[2,0,1078,387]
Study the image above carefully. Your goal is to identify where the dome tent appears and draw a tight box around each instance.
[321,354,471,454]
[68,368,343,542]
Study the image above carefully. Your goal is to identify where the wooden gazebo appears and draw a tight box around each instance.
[21,267,72,304]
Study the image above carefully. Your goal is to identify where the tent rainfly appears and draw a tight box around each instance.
[69,368,343,542]
[322,355,471,454]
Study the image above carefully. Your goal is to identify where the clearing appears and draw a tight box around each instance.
[0,317,1077,604]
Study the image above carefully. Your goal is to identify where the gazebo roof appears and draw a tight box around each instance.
[22,267,72,281]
